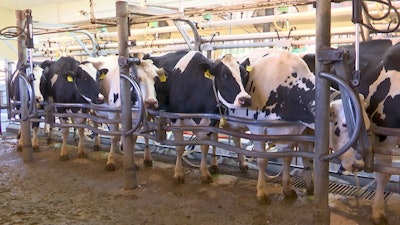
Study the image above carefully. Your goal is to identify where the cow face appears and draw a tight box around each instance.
[328,96,370,172]
[135,59,159,109]
[72,66,104,104]
[211,54,252,109]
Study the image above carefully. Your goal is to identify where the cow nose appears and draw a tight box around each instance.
[145,99,158,109]
[239,96,252,107]
[95,98,105,104]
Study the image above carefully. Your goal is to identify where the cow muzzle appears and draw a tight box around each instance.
[145,99,158,109]
[239,96,252,107]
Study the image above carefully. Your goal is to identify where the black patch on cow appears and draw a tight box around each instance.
[292,72,297,78]
[214,62,241,105]
[263,82,315,124]
[113,93,119,104]
[334,127,340,137]
[367,78,390,116]
[383,42,400,72]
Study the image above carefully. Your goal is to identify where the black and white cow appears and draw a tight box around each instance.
[148,50,252,183]
[86,55,161,170]
[225,49,369,203]
[39,56,104,160]
[9,63,46,151]
[303,39,400,225]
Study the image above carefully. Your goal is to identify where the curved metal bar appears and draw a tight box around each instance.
[160,139,315,159]
[70,30,97,57]
[147,109,304,127]
[319,72,363,161]
[120,73,144,135]
[17,73,35,118]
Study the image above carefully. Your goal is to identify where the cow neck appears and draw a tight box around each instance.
[210,75,227,122]
[72,80,92,104]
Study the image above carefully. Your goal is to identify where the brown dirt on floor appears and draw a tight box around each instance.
[0,135,399,225]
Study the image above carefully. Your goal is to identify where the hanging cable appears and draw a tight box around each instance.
[360,0,400,33]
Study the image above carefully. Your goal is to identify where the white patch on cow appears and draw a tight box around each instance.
[32,65,44,101]
[136,59,159,108]
[50,74,58,87]
[328,97,369,171]
[174,51,198,73]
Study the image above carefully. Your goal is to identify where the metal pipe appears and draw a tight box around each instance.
[313,0,331,224]
[116,0,137,189]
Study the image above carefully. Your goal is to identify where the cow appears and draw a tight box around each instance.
[39,56,105,161]
[9,62,51,152]
[344,40,400,225]
[302,39,399,225]
[224,49,368,203]
[86,55,161,171]
[143,50,251,172]
[147,50,252,183]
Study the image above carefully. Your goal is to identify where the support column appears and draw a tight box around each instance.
[313,0,331,224]
[16,10,33,162]
[116,0,137,189]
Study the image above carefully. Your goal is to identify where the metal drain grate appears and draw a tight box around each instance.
[291,176,392,202]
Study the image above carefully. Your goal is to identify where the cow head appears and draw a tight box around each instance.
[328,95,370,172]
[86,55,159,109]
[135,59,160,109]
[210,54,252,109]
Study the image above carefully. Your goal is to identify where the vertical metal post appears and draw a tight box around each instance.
[116,0,137,189]
[313,1,331,224]
[16,10,33,162]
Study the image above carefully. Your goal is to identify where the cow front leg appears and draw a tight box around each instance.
[209,133,219,173]
[91,120,101,151]
[233,136,248,172]
[77,127,87,158]
[173,131,185,184]
[254,140,271,204]
[200,144,212,183]
[371,153,392,225]
[143,137,153,167]
[282,157,297,199]
[105,135,119,171]
[59,126,70,161]
[32,124,40,152]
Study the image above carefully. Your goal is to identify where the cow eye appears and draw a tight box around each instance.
[342,123,347,128]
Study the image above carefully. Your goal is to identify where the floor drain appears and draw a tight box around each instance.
[292,176,392,202]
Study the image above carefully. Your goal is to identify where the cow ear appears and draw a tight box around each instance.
[98,68,109,80]
[199,62,216,75]
[240,58,252,72]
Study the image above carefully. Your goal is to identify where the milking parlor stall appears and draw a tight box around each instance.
[1,0,400,224]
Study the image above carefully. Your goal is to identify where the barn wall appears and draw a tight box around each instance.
[0,7,17,60]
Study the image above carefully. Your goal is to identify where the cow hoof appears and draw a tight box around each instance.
[201,175,213,184]
[93,145,100,151]
[59,155,70,161]
[239,165,249,173]
[306,186,314,196]
[209,165,219,174]
[373,215,388,225]
[105,163,116,171]
[283,189,298,199]
[143,159,153,167]
[78,152,88,158]
[256,195,271,205]
[33,146,40,152]
[173,176,185,184]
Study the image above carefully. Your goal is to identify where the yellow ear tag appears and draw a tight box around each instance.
[246,65,253,72]
[159,73,167,82]
[219,117,226,128]
[99,73,106,80]
[204,70,212,79]
[67,75,74,82]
